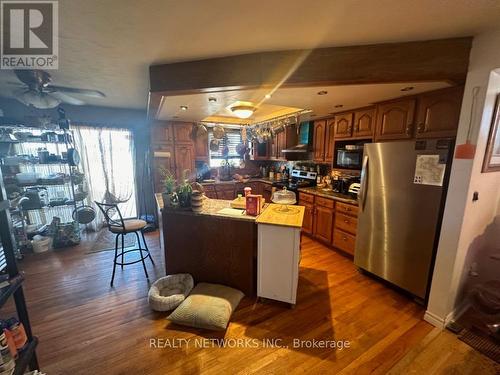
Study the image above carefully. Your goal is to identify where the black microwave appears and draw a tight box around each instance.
[335,147,363,169]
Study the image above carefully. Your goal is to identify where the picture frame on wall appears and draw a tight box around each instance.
[482,93,500,172]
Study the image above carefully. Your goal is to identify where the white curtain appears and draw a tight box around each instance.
[72,125,137,231]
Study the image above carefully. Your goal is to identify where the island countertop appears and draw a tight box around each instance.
[155,193,264,222]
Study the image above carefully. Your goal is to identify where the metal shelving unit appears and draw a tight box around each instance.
[0,126,86,254]
[0,168,39,374]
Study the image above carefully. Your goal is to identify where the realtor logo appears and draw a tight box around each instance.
[1,0,58,69]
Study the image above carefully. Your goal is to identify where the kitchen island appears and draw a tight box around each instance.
[156,194,304,299]
[156,194,261,296]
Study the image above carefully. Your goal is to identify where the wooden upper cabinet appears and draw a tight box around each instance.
[325,119,336,162]
[194,131,209,161]
[353,107,375,138]
[151,123,174,144]
[313,120,326,162]
[334,113,354,139]
[174,144,195,179]
[173,123,193,143]
[375,98,416,140]
[415,86,463,138]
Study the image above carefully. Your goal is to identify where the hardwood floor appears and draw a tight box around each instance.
[8,231,499,374]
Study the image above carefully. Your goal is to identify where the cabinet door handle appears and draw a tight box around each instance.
[344,220,350,224]
[406,124,413,136]
[343,236,348,241]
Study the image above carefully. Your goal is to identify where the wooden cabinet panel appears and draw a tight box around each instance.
[173,123,193,143]
[194,131,208,161]
[415,87,463,138]
[336,202,358,217]
[332,229,356,255]
[375,98,416,140]
[151,124,174,144]
[335,213,358,235]
[214,184,235,200]
[334,113,354,139]
[174,144,195,179]
[313,205,334,243]
[298,193,314,204]
[325,119,336,162]
[353,108,375,138]
[251,141,271,160]
[301,203,314,235]
[203,185,217,199]
[313,120,326,162]
[152,144,175,193]
[315,196,335,209]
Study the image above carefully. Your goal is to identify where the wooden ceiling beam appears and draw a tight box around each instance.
[148,37,472,118]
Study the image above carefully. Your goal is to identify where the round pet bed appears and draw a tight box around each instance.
[148,273,194,312]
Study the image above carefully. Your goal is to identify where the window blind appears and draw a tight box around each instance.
[208,129,243,160]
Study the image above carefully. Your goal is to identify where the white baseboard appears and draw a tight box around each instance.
[424,301,470,329]
[424,310,446,329]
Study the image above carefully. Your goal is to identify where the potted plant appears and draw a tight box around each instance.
[159,167,176,207]
[177,169,193,208]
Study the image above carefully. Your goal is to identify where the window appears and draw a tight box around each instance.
[208,129,243,167]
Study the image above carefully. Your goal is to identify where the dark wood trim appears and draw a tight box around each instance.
[148,38,472,118]
[482,93,500,173]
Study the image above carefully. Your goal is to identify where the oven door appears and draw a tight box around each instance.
[336,149,362,169]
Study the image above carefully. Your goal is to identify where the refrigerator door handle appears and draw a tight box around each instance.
[358,155,369,211]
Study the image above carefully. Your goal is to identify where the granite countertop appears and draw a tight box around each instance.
[155,193,265,222]
[297,187,358,205]
[199,177,275,186]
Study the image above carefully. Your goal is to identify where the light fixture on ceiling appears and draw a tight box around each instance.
[334,104,344,108]
[208,97,217,103]
[317,90,328,95]
[230,105,255,119]
[264,94,272,99]
[180,105,188,111]
[401,86,414,92]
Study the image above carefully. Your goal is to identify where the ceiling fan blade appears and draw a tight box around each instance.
[49,91,86,106]
[45,85,106,98]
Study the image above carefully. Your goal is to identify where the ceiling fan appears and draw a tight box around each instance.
[10,69,106,109]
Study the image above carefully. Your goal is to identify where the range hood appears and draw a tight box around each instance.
[282,121,313,154]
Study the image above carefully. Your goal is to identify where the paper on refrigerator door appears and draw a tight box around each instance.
[413,154,446,186]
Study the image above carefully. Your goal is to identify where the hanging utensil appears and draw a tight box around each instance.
[209,138,220,152]
[213,124,225,139]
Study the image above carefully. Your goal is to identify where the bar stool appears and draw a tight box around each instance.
[95,202,155,286]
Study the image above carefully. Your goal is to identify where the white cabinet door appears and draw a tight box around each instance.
[257,224,301,304]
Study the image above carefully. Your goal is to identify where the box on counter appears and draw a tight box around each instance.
[246,194,263,216]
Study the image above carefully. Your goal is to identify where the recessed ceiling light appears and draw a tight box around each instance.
[265,94,272,99]
[334,104,343,108]
[317,90,328,95]
[180,105,188,111]
[401,86,414,92]
[208,97,217,103]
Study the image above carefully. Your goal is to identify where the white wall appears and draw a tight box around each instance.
[425,30,500,328]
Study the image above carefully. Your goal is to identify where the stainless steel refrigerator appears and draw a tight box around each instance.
[354,139,453,300]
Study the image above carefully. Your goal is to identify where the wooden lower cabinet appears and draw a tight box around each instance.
[332,229,356,255]
[313,205,334,243]
[299,192,358,257]
[300,202,314,235]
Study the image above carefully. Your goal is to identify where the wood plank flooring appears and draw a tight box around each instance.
[9,231,499,374]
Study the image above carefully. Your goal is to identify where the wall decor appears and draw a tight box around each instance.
[482,93,500,172]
